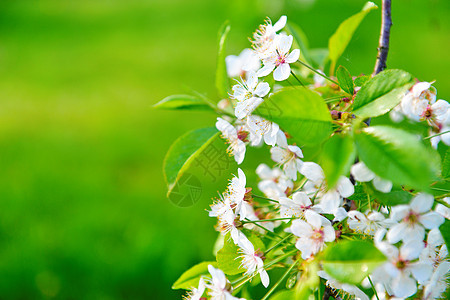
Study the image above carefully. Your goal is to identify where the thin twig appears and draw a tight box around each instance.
[373,0,392,75]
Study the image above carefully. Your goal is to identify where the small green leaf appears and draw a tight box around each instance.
[440,219,450,256]
[355,126,440,191]
[216,234,245,275]
[216,21,231,98]
[320,133,356,189]
[321,240,386,285]
[354,75,370,87]
[328,2,378,73]
[164,127,219,196]
[353,69,414,119]
[367,186,413,206]
[253,87,332,146]
[153,94,214,111]
[336,65,354,95]
[348,183,369,202]
[172,261,217,289]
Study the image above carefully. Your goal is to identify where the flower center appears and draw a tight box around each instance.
[311,228,324,242]
[403,211,420,226]
[237,129,249,142]
[275,54,286,66]
[395,259,407,270]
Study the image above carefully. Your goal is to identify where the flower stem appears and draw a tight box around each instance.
[264,233,294,256]
[423,130,450,140]
[253,194,279,203]
[243,217,295,224]
[261,260,299,300]
[296,60,339,86]
[290,71,305,87]
[368,276,380,300]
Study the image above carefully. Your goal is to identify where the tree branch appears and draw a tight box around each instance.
[373,0,392,75]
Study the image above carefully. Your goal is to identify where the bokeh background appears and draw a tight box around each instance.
[0,0,448,299]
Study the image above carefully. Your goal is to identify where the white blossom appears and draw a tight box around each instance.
[271,145,303,180]
[251,16,287,59]
[279,191,321,219]
[216,117,247,164]
[373,239,432,298]
[232,71,270,120]
[386,193,444,244]
[183,277,206,300]
[226,48,260,78]
[290,210,335,259]
[237,235,270,288]
[347,210,394,235]
[206,265,244,300]
[256,163,293,198]
[257,35,300,81]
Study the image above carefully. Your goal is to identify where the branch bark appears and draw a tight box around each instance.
[373,0,392,75]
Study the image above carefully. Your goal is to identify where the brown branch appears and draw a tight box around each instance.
[373,0,392,75]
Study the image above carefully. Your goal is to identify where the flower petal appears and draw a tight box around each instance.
[273,63,290,81]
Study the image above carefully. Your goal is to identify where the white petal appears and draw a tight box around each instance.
[287,145,303,158]
[233,141,246,164]
[390,205,410,221]
[277,35,293,55]
[372,176,393,193]
[292,192,311,206]
[387,223,407,244]
[273,63,291,81]
[320,190,341,213]
[256,64,275,77]
[305,210,323,229]
[254,81,270,97]
[400,239,424,260]
[420,211,444,229]
[323,225,336,242]
[273,15,287,32]
[391,273,417,298]
[337,176,354,198]
[350,162,375,182]
[290,219,312,237]
[408,262,432,284]
[259,269,270,288]
[300,162,324,183]
[276,130,288,148]
[410,193,434,213]
[246,71,258,90]
[285,49,300,63]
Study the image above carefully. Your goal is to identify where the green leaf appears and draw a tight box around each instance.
[367,186,413,206]
[216,21,231,98]
[321,240,386,285]
[163,127,219,196]
[336,65,354,95]
[172,261,217,289]
[440,219,450,256]
[348,183,369,202]
[355,126,440,191]
[253,87,332,146]
[285,22,312,66]
[328,2,377,73]
[270,290,295,300]
[442,147,450,179]
[353,69,414,119]
[354,75,370,87]
[320,133,356,189]
[216,235,245,275]
[153,94,214,111]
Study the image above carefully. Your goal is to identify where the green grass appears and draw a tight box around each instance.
[0,0,448,299]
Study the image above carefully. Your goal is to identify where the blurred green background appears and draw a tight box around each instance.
[0,0,448,299]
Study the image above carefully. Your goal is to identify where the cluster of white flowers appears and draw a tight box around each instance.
[181,14,450,300]
[391,81,450,147]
